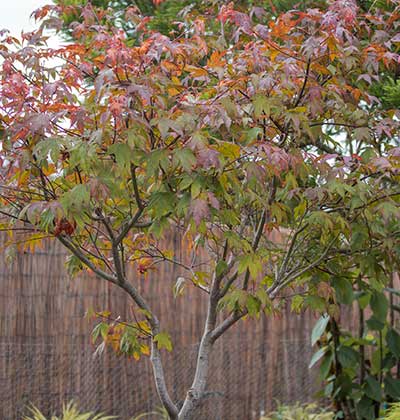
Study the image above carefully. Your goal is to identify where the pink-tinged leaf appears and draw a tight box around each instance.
[70,107,88,132]
[318,154,338,163]
[372,30,390,44]
[109,96,128,117]
[308,86,323,117]
[29,114,51,132]
[190,199,209,225]
[197,148,220,170]
[391,34,400,43]
[251,7,267,19]
[89,178,110,201]
[383,51,399,66]
[24,202,46,223]
[245,162,267,183]
[376,121,393,138]
[372,157,391,171]
[354,127,370,142]
[219,6,253,35]
[217,3,235,24]
[388,147,400,157]
[259,143,291,172]
[127,84,153,104]
[254,24,269,40]
[357,74,372,84]
[80,5,96,24]
[94,69,114,94]
[207,192,220,210]
[328,0,357,26]
[30,5,55,21]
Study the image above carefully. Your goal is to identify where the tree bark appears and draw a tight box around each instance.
[150,339,179,419]
[178,271,222,419]
[178,333,213,419]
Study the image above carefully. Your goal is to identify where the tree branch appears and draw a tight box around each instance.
[57,235,117,283]
[269,235,338,298]
[243,209,267,290]
[278,222,309,280]
[293,58,311,108]
[59,230,177,418]
[210,310,246,343]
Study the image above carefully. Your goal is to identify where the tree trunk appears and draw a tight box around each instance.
[178,271,222,419]
[178,333,213,419]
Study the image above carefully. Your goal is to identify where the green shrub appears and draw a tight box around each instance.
[130,407,168,420]
[384,403,400,420]
[23,401,115,420]
[261,403,334,420]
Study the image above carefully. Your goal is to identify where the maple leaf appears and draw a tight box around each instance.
[190,199,209,225]
[196,148,220,170]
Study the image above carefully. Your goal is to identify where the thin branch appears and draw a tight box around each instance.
[94,312,152,338]
[115,209,147,245]
[0,185,47,198]
[57,235,117,283]
[83,226,114,272]
[130,163,143,211]
[210,310,247,343]
[269,235,338,298]
[118,283,178,419]
[278,222,309,279]
[293,58,311,108]
[309,121,369,129]
[219,271,239,298]
[243,209,267,290]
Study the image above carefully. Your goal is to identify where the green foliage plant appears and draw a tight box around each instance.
[384,402,400,420]
[130,406,169,420]
[310,293,400,420]
[24,401,115,420]
[261,403,334,420]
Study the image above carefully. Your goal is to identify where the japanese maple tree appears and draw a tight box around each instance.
[1,1,400,418]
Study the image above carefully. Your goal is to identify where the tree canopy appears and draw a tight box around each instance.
[1,0,400,418]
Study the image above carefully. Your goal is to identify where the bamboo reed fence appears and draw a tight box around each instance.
[0,232,331,420]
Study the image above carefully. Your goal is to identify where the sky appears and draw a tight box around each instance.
[0,0,50,36]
